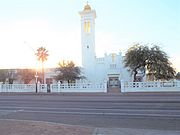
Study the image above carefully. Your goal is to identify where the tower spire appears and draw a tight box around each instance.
[83,1,91,11]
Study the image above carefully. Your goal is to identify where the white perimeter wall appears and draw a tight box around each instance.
[0,81,180,93]
[0,83,107,93]
[121,81,180,92]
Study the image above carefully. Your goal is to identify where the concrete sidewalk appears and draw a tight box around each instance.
[0,119,180,135]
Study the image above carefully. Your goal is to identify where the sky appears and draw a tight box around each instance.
[0,0,179,71]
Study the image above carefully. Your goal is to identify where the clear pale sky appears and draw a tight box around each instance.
[0,0,179,71]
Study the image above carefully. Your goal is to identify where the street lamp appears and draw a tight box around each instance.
[24,41,39,93]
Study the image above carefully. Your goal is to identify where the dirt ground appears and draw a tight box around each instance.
[0,119,94,135]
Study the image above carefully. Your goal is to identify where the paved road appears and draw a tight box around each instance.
[0,92,180,132]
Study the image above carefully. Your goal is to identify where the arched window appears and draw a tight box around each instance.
[84,21,91,33]
[88,21,90,33]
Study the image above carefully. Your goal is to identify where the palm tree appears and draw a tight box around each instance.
[35,47,49,84]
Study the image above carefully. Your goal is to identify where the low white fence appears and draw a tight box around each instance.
[0,84,36,92]
[0,83,107,93]
[1,81,179,93]
[51,83,107,93]
[121,81,180,92]
[0,84,47,93]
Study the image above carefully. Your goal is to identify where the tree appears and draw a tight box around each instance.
[0,69,8,84]
[35,47,49,84]
[18,69,36,84]
[0,69,17,84]
[124,44,176,81]
[55,61,84,83]
[124,44,149,81]
[147,46,176,80]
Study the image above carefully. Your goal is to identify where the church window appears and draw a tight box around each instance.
[110,64,116,69]
[88,21,91,33]
[111,53,116,62]
[84,21,91,33]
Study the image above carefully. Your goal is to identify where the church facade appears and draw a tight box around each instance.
[79,4,132,87]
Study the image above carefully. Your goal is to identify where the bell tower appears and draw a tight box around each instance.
[79,3,96,82]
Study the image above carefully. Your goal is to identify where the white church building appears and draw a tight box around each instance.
[79,3,131,87]
[1,3,179,93]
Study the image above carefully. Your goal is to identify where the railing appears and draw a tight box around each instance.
[51,83,107,93]
[0,84,36,92]
[96,58,105,63]
[0,84,48,93]
[38,84,47,93]
[121,81,180,92]
[1,81,179,93]
[0,83,107,93]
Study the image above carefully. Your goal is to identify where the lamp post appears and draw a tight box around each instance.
[24,41,39,93]
[35,72,38,93]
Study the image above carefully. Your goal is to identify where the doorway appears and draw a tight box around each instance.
[108,77,120,88]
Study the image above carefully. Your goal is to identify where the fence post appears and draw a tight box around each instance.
[177,81,180,88]
[158,82,161,88]
[50,84,53,93]
[104,80,107,93]
[37,82,41,93]
[121,80,125,92]
[58,81,61,92]
[139,82,142,88]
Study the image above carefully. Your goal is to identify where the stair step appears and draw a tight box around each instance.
[108,88,120,93]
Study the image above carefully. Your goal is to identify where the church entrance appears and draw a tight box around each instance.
[108,76,120,93]
[109,77,119,88]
